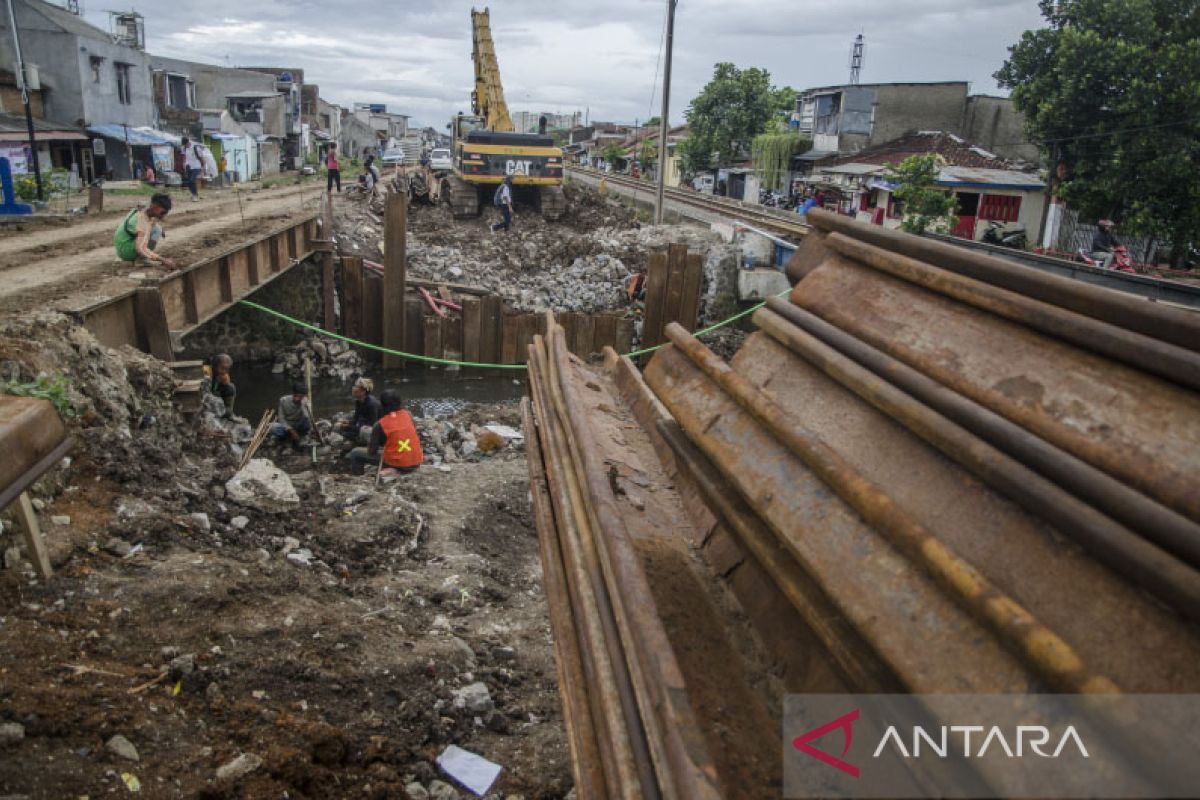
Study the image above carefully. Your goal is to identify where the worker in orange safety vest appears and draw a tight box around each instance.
[349,389,423,474]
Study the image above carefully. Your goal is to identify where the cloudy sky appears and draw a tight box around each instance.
[79,0,1047,129]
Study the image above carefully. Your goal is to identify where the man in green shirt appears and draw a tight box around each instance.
[114,193,176,268]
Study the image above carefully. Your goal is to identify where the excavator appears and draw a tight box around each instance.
[442,8,567,221]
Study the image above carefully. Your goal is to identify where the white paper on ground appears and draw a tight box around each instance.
[436,744,502,796]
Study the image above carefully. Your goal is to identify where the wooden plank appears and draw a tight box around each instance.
[615,317,635,357]
[322,255,336,331]
[663,242,688,329]
[678,252,704,332]
[362,273,383,347]
[181,270,199,325]
[501,312,520,364]
[517,314,537,363]
[641,249,670,348]
[462,296,482,364]
[341,256,364,340]
[13,491,51,579]
[246,242,261,286]
[383,191,408,368]
[443,311,463,361]
[480,295,502,365]
[218,257,233,303]
[227,250,250,295]
[575,314,596,358]
[268,235,282,273]
[135,288,174,362]
[287,226,299,261]
[423,314,443,360]
[437,285,453,304]
[405,296,424,359]
[593,314,618,355]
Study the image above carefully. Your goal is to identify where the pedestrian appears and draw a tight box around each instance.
[113,193,176,269]
[337,377,381,444]
[270,382,313,450]
[180,137,204,201]
[490,174,514,233]
[326,144,341,193]
[348,389,423,475]
[208,353,236,416]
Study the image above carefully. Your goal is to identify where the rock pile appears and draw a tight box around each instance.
[414,418,524,465]
[271,335,364,381]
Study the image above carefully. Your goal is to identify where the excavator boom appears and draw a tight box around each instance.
[471,9,513,132]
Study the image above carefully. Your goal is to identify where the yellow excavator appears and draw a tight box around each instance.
[442,8,567,220]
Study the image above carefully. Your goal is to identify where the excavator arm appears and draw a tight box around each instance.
[471,8,514,132]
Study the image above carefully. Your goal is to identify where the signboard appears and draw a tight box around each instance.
[92,138,106,156]
[0,144,31,174]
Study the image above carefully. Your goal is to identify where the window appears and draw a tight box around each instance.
[167,74,191,109]
[115,62,131,105]
[979,194,1022,222]
[90,56,104,83]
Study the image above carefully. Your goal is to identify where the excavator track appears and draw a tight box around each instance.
[538,185,567,221]
[442,175,481,219]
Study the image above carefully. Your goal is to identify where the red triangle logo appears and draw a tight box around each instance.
[792,708,861,778]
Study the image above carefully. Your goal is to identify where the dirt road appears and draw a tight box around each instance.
[0,182,324,316]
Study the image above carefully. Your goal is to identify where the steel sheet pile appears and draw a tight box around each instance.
[524,208,1200,798]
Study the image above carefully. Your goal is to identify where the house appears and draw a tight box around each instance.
[810,130,1045,243]
[562,122,632,166]
[791,81,1040,165]
[0,70,88,179]
[339,110,375,160]
[0,0,161,180]
[511,110,582,134]
[239,67,305,167]
[352,104,409,153]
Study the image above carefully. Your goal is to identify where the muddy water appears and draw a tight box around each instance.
[231,363,528,420]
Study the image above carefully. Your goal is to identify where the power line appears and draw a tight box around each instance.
[646,2,669,123]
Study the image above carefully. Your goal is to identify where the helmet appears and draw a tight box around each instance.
[1098,219,1115,230]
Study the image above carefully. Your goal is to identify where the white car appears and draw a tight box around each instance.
[381,149,405,165]
[430,148,453,171]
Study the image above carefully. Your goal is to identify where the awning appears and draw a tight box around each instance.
[311,130,332,140]
[87,125,180,147]
[0,131,87,142]
[795,150,836,161]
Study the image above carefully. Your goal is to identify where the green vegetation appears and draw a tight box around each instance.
[751,133,811,190]
[997,0,1200,263]
[602,143,626,164]
[885,154,958,235]
[678,63,796,175]
[104,185,157,198]
[0,373,75,418]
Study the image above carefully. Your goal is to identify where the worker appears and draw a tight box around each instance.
[325,143,341,194]
[208,353,236,416]
[490,174,514,233]
[336,377,381,444]
[180,137,204,201]
[1090,219,1118,269]
[114,193,176,269]
[348,389,423,475]
[270,382,313,449]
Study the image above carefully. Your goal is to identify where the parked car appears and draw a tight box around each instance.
[381,149,405,165]
[430,148,453,171]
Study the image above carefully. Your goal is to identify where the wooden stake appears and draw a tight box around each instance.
[13,491,52,578]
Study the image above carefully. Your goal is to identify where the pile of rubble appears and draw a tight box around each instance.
[270,334,364,380]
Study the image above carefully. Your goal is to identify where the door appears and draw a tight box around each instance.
[952,191,979,238]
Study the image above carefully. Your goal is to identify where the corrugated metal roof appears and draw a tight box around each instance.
[87,125,180,146]
[824,162,885,175]
[936,166,1045,189]
[0,112,85,139]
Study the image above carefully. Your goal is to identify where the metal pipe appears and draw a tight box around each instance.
[5,0,43,201]
[802,208,1200,351]
[663,321,1120,695]
[754,304,1200,621]
[764,297,1200,572]
[823,232,1200,393]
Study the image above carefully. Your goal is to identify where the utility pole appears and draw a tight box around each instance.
[654,0,677,224]
[5,0,44,201]
[849,34,865,86]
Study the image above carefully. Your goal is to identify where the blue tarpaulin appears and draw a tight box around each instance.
[87,125,180,147]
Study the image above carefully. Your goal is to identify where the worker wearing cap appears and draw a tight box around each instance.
[270,382,312,449]
[349,389,422,475]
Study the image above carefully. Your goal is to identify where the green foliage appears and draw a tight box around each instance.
[996,0,1200,260]
[751,133,812,190]
[680,62,778,173]
[639,138,658,169]
[13,174,38,202]
[885,155,958,234]
[602,143,626,163]
[0,373,75,418]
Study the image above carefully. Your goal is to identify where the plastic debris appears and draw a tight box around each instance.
[436,744,501,796]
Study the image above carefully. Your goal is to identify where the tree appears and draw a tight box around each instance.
[996,0,1200,262]
[601,143,625,164]
[679,63,775,173]
[639,138,658,171]
[751,133,811,190]
[886,155,958,235]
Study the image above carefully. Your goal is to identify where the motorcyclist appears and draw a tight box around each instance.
[1090,219,1118,269]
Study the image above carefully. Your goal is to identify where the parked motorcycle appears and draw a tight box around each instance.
[981,220,1027,250]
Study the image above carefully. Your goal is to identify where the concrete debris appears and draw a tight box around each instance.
[452,682,493,715]
[230,515,249,530]
[168,653,196,677]
[225,459,300,513]
[0,723,25,745]
[273,335,364,381]
[428,779,461,800]
[405,783,431,800]
[105,734,139,762]
[188,513,211,533]
[50,515,71,526]
[102,538,133,557]
[215,752,263,782]
[3,546,21,570]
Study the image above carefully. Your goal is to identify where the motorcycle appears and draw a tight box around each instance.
[981,220,1027,250]
[1078,245,1138,274]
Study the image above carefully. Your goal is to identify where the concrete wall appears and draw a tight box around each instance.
[0,8,85,126]
[149,56,277,111]
[870,83,968,147]
[340,114,374,158]
[963,96,1041,164]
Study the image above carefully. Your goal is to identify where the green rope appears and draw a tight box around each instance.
[238,287,790,370]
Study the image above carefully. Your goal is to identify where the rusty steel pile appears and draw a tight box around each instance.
[523,208,1200,798]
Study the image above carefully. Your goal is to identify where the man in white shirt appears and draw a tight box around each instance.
[490,175,514,233]
[181,137,204,202]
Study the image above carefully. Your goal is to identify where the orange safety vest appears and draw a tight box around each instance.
[378,410,423,468]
